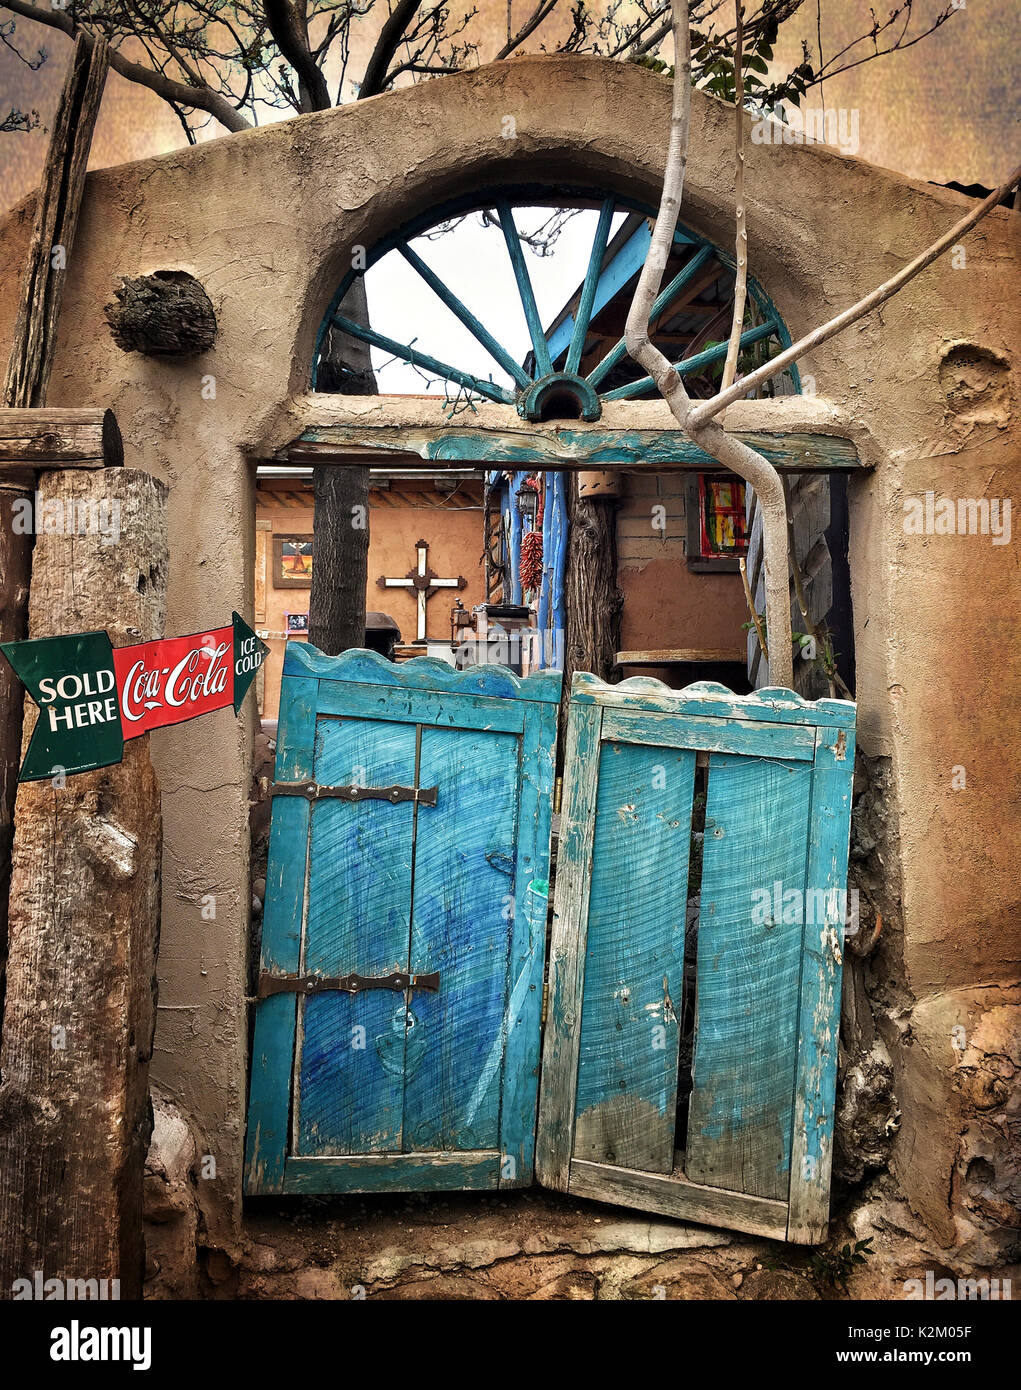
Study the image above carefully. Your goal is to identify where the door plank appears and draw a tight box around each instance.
[499,698,560,1186]
[283,1150,502,1194]
[403,724,520,1152]
[601,707,815,759]
[295,716,417,1156]
[535,702,604,1191]
[569,1159,788,1241]
[573,740,696,1172]
[685,752,813,1200]
[316,679,526,733]
[788,721,857,1242]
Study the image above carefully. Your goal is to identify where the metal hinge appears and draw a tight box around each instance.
[270,781,438,807]
[257,970,441,999]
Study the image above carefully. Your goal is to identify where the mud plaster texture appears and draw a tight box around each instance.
[1,54,1017,1262]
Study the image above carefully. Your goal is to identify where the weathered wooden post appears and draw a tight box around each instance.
[0,34,109,1007]
[0,467,167,1301]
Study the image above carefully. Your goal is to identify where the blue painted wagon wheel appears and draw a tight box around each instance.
[313,185,800,419]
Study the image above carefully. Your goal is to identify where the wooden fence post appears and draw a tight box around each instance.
[0,468,166,1301]
[0,35,110,1011]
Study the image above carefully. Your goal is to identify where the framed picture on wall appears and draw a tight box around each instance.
[285,612,309,635]
[273,535,313,588]
[685,474,748,573]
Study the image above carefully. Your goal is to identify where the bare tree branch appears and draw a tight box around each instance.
[690,163,1021,427]
[358,0,424,97]
[264,0,331,110]
[495,0,559,60]
[720,0,745,392]
[0,0,252,130]
[626,0,794,685]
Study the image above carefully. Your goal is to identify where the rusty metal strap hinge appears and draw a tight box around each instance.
[270,781,438,807]
[257,970,441,1000]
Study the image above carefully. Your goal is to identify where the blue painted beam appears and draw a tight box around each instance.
[397,242,532,390]
[586,243,717,389]
[330,312,514,404]
[565,197,615,375]
[548,472,568,671]
[507,470,524,604]
[547,220,701,368]
[496,202,553,379]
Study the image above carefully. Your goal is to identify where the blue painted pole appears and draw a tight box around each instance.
[507,471,523,605]
[548,473,568,671]
[536,474,552,664]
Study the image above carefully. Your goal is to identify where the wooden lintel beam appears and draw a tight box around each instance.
[281,426,864,475]
[0,408,123,470]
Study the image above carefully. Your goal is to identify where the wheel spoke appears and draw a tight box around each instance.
[603,318,779,400]
[496,201,553,379]
[587,243,716,389]
[397,242,532,390]
[565,197,615,374]
[330,311,515,403]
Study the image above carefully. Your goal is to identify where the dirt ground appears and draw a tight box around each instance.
[147,1174,1012,1301]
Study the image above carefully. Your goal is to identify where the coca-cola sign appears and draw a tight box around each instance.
[1,613,267,782]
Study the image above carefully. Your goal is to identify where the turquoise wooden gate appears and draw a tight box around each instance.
[536,675,856,1244]
[245,646,561,1195]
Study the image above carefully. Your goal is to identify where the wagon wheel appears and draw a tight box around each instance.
[313,186,800,416]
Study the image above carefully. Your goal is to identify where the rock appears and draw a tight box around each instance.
[142,1087,204,1298]
[615,1259,737,1300]
[732,1271,744,1287]
[143,1091,197,1224]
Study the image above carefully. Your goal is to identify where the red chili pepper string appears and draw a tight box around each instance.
[519,475,544,593]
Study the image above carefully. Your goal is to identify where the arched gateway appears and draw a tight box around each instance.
[2,55,1012,1263]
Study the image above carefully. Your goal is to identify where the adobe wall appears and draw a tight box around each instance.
[0,54,1016,1257]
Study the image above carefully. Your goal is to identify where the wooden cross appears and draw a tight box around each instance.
[377,538,466,643]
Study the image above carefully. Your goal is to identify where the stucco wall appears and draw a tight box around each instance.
[0,54,1016,1251]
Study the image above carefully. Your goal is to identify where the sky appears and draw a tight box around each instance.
[360,207,628,395]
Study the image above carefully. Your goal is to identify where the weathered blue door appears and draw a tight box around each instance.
[536,675,856,1244]
[245,646,560,1194]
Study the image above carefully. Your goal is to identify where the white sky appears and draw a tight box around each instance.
[361,206,628,395]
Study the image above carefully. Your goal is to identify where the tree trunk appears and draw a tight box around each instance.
[308,464,370,653]
[0,36,110,1039]
[565,477,623,690]
[308,279,375,655]
[0,468,166,1301]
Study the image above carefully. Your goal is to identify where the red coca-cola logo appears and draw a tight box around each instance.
[112,627,234,738]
